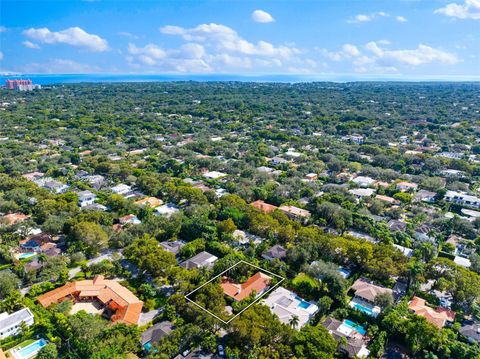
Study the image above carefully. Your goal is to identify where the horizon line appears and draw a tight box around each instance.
[1,72,480,83]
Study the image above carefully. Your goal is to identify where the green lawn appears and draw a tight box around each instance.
[11,338,36,350]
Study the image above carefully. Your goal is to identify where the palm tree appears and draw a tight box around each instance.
[289,314,299,329]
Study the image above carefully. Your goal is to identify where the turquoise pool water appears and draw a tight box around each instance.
[343,319,367,335]
[295,296,311,309]
[353,303,374,316]
[338,267,351,278]
[18,252,35,259]
[16,339,47,359]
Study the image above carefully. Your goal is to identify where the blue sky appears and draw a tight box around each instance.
[0,0,479,78]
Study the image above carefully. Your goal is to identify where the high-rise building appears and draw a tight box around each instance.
[5,79,41,91]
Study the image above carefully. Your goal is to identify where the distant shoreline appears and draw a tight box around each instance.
[1,73,480,85]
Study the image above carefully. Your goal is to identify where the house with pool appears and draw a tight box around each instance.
[349,278,393,317]
[323,317,370,358]
[7,338,47,359]
[263,286,318,329]
[141,320,174,352]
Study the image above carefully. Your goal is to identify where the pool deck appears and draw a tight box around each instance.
[9,339,46,359]
[349,298,380,317]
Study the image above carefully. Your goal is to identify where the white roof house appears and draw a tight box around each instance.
[110,183,132,195]
[444,191,480,209]
[352,176,376,188]
[256,166,274,173]
[0,308,34,339]
[454,256,471,268]
[285,148,302,158]
[263,287,318,329]
[396,181,418,191]
[180,251,218,270]
[394,244,414,258]
[83,174,105,189]
[461,208,480,220]
[203,171,227,180]
[34,177,69,193]
[349,188,375,198]
[77,190,96,208]
[155,203,180,218]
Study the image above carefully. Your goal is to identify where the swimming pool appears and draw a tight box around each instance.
[14,339,47,359]
[295,296,311,309]
[18,252,35,259]
[343,319,367,335]
[338,267,351,278]
[353,303,374,316]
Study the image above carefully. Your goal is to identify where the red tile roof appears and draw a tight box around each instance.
[1,213,29,226]
[250,200,278,214]
[408,296,455,328]
[221,272,272,301]
[37,275,143,325]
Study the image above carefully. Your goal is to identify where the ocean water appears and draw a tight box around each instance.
[2,73,478,86]
[0,73,363,85]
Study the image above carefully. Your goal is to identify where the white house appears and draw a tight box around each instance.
[256,166,274,173]
[342,135,365,144]
[203,171,227,180]
[180,251,218,270]
[444,191,480,209]
[415,190,437,203]
[110,183,132,196]
[352,176,376,188]
[155,203,180,218]
[454,256,471,268]
[34,177,69,194]
[0,308,34,339]
[396,181,418,192]
[349,188,375,199]
[269,156,288,165]
[394,244,414,258]
[263,287,318,329]
[285,148,302,158]
[78,190,96,207]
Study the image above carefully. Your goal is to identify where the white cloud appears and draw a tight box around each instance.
[319,43,361,61]
[22,59,100,73]
[365,41,384,56]
[127,43,166,65]
[159,23,299,58]
[22,41,40,49]
[117,31,139,39]
[396,15,408,22]
[175,43,206,59]
[347,11,389,23]
[125,23,316,73]
[0,26,7,33]
[214,54,253,69]
[251,10,275,23]
[342,44,360,57]
[23,27,109,51]
[435,0,480,19]
[365,42,459,65]
[348,14,373,23]
[320,41,460,73]
[126,42,212,72]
